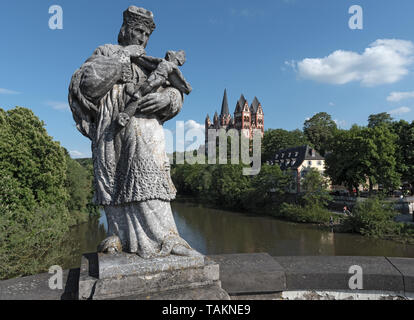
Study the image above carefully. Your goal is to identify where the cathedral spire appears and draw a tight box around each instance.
[251,97,260,113]
[220,89,230,116]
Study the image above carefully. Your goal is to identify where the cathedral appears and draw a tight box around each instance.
[205,89,265,142]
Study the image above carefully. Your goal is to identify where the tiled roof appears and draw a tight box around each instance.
[220,89,230,116]
[272,145,324,170]
[235,94,247,113]
[250,97,260,113]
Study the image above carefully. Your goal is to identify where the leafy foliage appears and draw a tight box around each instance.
[279,202,332,224]
[339,198,411,239]
[172,161,290,211]
[0,107,97,280]
[301,168,332,207]
[368,112,393,128]
[392,120,414,193]
[0,107,69,211]
[278,168,332,224]
[325,125,400,193]
[303,112,337,156]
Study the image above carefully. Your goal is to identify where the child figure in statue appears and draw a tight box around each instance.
[118,50,192,127]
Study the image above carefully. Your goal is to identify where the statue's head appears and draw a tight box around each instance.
[118,6,156,48]
[165,50,186,66]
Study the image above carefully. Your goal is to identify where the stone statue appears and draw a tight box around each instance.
[68,6,199,259]
[117,49,192,127]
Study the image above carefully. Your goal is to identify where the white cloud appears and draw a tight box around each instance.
[291,39,414,87]
[45,100,69,111]
[329,102,335,107]
[174,120,205,152]
[389,106,411,116]
[69,150,84,158]
[387,91,414,102]
[0,88,20,95]
[284,60,297,72]
[176,120,205,132]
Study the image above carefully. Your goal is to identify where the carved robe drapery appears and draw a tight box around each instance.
[68,44,191,257]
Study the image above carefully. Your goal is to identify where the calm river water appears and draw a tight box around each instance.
[62,201,414,269]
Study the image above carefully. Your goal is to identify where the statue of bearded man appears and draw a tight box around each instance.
[68,6,200,259]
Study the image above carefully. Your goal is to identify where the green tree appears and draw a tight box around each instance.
[0,107,69,210]
[0,107,74,279]
[74,157,100,217]
[65,155,92,223]
[209,164,252,210]
[303,112,337,156]
[392,120,414,194]
[301,168,332,207]
[368,112,393,128]
[325,125,400,194]
[249,164,290,207]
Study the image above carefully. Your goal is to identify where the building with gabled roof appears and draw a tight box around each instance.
[269,145,327,193]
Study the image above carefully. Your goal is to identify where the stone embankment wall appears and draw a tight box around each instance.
[0,254,413,300]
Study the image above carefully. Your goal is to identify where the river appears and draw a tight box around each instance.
[62,201,414,269]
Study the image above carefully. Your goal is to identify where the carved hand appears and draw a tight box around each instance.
[139,92,171,115]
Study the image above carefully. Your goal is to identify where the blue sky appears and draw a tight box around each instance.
[1,0,414,157]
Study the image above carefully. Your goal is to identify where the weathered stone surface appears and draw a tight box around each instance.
[98,252,205,279]
[208,253,286,294]
[387,257,414,293]
[0,268,79,300]
[2,254,414,300]
[68,5,196,259]
[78,253,223,300]
[274,256,404,292]
[78,253,99,300]
[112,284,230,300]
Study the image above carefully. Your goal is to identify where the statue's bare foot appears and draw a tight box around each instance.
[97,235,122,254]
[171,244,203,257]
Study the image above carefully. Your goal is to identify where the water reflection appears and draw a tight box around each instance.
[62,216,107,269]
[63,202,414,269]
[171,202,414,258]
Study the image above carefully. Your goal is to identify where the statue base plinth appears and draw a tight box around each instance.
[78,252,230,300]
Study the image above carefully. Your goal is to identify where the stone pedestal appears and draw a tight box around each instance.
[78,252,229,300]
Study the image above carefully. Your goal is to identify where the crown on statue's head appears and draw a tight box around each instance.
[123,6,156,34]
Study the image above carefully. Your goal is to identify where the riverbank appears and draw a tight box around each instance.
[174,195,414,245]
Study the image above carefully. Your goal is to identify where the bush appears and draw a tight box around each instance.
[279,203,332,224]
[0,202,72,280]
[340,197,402,238]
